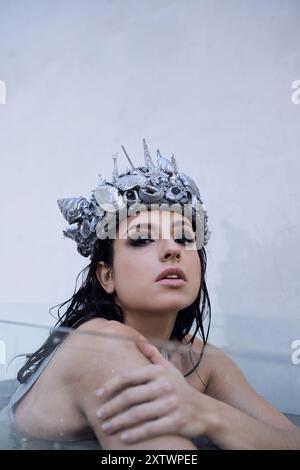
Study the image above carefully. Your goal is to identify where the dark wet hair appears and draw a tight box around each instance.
[17,230,211,385]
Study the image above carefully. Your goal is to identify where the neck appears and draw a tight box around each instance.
[123,311,177,344]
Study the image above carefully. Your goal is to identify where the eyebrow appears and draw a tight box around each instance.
[127,220,193,233]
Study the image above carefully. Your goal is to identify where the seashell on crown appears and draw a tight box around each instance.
[57,139,211,257]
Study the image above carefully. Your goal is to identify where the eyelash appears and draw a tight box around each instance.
[129,236,195,246]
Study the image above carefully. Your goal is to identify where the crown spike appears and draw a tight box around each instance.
[171,153,179,173]
[98,173,104,186]
[112,153,119,181]
[121,145,136,170]
[156,149,163,169]
[143,138,156,171]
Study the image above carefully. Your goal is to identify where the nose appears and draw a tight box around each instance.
[160,239,181,262]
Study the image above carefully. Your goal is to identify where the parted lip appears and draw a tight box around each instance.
[155,267,187,282]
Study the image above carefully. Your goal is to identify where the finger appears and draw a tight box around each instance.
[96,378,174,420]
[101,395,178,435]
[136,339,171,368]
[95,363,166,399]
[119,413,180,443]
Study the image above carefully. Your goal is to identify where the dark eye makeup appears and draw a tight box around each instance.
[128,235,195,246]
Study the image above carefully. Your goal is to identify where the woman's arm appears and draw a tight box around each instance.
[65,320,197,450]
[205,398,300,450]
[203,347,300,449]
[92,337,299,449]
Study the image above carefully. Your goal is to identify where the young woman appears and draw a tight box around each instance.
[1,141,299,450]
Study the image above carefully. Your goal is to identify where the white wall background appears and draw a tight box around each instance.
[0,0,299,413]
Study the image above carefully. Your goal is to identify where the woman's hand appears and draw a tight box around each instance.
[94,338,215,444]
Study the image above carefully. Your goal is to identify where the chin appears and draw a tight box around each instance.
[156,298,191,311]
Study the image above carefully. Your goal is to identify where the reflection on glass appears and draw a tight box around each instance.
[0,319,299,450]
[0,320,213,450]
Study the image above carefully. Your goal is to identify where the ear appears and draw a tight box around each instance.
[96,261,115,294]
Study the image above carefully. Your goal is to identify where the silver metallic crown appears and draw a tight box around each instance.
[57,139,211,257]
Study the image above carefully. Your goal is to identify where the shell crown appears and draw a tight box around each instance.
[57,139,211,257]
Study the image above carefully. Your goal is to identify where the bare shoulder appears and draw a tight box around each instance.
[76,318,143,338]
[182,334,262,398]
[61,318,142,352]
[181,334,225,392]
[190,339,295,431]
[57,319,144,380]
[184,335,249,390]
[59,318,151,391]
[185,333,222,356]
[183,333,224,373]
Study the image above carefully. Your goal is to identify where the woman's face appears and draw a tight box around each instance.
[98,209,201,320]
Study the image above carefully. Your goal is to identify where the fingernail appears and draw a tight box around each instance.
[95,388,104,397]
[96,408,105,418]
[101,422,112,432]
